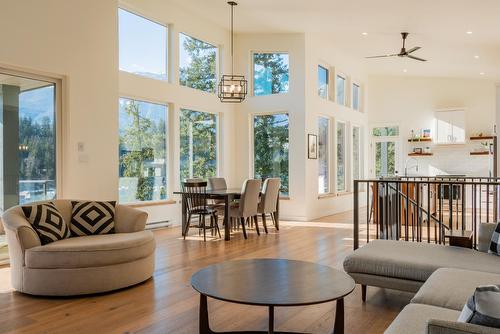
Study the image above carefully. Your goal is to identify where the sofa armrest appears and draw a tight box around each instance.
[114,205,148,233]
[2,207,41,266]
[428,319,500,334]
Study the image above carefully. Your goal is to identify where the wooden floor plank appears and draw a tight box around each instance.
[0,212,412,333]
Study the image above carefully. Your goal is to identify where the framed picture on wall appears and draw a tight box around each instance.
[308,134,318,159]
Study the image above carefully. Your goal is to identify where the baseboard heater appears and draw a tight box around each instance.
[145,220,171,230]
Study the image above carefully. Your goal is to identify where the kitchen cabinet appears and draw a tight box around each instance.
[435,109,465,144]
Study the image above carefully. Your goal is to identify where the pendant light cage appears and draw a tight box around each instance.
[218,1,247,103]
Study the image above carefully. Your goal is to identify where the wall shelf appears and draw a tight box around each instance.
[408,152,433,156]
[408,138,432,142]
[470,136,496,141]
[470,151,491,156]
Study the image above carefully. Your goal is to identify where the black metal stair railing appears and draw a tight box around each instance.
[353,176,500,250]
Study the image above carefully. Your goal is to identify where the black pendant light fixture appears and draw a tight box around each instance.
[218,1,247,103]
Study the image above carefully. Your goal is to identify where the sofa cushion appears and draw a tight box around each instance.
[384,304,460,334]
[412,268,500,311]
[458,285,500,328]
[343,240,500,283]
[25,231,155,269]
[489,223,500,256]
[479,223,498,253]
[21,202,71,245]
[70,201,116,236]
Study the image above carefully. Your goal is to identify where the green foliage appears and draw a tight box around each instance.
[19,116,55,181]
[179,109,217,181]
[253,53,289,96]
[119,100,166,202]
[179,34,216,93]
[253,114,289,195]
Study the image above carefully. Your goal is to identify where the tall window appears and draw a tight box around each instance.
[318,117,329,194]
[352,126,361,181]
[180,109,217,180]
[253,114,289,195]
[336,121,346,192]
[372,126,399,178]
[318,65,328,99]
[336,74,346,106]
[118,8,167,80]
[119,98,167,203]
[179,33,217,93]
[352,83,360,111]
[253,53,289,96]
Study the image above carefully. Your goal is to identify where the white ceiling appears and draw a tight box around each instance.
[171,0,500,80]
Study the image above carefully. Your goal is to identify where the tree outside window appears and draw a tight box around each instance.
[179,109,217,181]
[253,53,289,96]
[179,33,217,93]
[253,114,289,195]
[336,122,346,191]
[318,117,329,194]
[119,98,167,203]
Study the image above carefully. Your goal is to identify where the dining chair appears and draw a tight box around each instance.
[208,177,227,191]
[257,178,281,233]
[229,179,261,239]
[182,181,221,241]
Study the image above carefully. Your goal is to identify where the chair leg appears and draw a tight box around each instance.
[253,216,260,235]
[240,217,248,239]
[362,285,367,302]
[202,215,206,242]
[184,213,192,239]
[214,214,221,238]
[271,212,279,231]
[261,213,268,234]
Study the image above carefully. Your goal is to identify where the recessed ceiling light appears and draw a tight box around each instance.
[362,32,368,36]
[474,55,479,59]
[480,72,485,75]
[403,69,408,73]
[466,31,473,35]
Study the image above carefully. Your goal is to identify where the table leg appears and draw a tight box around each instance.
[224,195,232,241]
[268,306,274,334]
[275,193,280,231]
[333,298,344,334]
[199,294,214,334]
[181,195,187,237]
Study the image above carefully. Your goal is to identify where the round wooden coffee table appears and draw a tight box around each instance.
[191,258,355,334]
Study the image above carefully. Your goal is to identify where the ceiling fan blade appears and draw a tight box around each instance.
[365,54,398,59]
[406,46,421,54]
[406,54,427,62]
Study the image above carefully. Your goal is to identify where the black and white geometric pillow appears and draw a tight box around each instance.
[489,222,500,256]
[70,201,116,236]
[458,285,500,328]
[22,202,71,245]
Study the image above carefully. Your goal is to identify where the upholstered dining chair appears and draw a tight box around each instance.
[257,178,281,233]
[182,181,221,241]
[208,177,227,191]
[229,179,262,239]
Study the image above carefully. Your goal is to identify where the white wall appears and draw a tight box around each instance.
[0,0,119,200]
[368,75,497,177]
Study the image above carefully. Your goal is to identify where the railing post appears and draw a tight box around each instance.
[353,180,359,250]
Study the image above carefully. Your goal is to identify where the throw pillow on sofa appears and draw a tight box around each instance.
[458,285,500,328]
[22,202,71,245]
[70,201,116,236]
[489,222,500,255]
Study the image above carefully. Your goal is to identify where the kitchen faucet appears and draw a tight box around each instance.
[404,157,419,176]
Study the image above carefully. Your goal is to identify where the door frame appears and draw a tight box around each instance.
[369,124,401,178]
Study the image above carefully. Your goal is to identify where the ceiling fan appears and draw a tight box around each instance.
[366,32,427,62]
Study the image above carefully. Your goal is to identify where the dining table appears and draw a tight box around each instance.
[173,188,280,241]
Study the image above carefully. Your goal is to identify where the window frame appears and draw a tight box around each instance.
[251,51,290,97]
[317,115,332,196]
[370,123,402,178]
[317,64,329,100]
[351,124,362,189]
[335,72,347,106]
[118,95,169,204]
[118,6,169,81]
[352,81,361,112]
[178,106,220,181]
[335,120,347,194]
[178,31,220,94]
[0,66,63,206]
[249,111,290,197]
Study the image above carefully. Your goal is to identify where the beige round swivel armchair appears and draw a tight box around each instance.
[2,200,155,296]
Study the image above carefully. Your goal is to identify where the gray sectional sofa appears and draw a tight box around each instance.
[343,223,500,334]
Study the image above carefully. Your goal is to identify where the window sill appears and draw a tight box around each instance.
[336,191,353,197]
[318,193,336,199]
[279,196,290,201]
[123,199,177,208]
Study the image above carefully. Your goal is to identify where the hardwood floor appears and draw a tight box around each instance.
[0,211,413,334]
